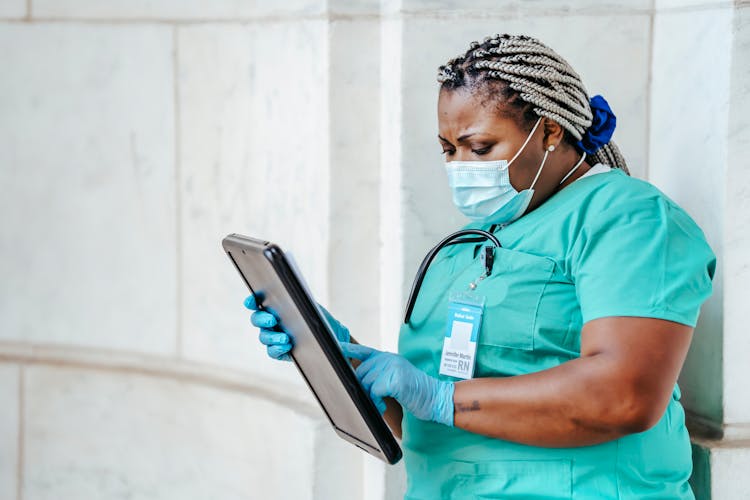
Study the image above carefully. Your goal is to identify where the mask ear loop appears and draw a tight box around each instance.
[529,148,549,190]
[506,116,543,168]
[507,116,548,191]
[559,152,588,185]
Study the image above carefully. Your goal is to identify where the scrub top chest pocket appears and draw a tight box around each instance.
[401,243,566,381]
[470,247,556,378]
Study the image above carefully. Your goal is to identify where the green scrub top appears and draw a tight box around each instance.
[398,168,716,500]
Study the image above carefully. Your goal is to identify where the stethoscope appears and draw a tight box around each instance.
[403,150,589,323]
[403,225,502,324]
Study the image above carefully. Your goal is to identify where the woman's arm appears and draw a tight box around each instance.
[453,316,692,447]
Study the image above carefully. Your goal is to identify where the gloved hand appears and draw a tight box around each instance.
[244,294,351,361]
[340,342,454,427]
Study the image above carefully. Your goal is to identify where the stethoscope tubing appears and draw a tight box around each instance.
[403,228,502,324]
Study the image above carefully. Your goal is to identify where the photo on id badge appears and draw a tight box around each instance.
[439,291,485,380]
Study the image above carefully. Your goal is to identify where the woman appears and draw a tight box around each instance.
[246,34,715,499]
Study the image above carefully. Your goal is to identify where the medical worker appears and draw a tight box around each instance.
[245,34,715,499]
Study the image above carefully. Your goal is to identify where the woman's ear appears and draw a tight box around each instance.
[542,118,565,149]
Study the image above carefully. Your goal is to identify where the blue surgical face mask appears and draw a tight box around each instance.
[444,116,546,225]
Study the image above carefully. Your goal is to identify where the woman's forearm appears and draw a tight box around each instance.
[452,317,691,447]
[453,353,654,447]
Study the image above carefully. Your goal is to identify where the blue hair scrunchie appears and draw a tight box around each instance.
[576,95,616,155]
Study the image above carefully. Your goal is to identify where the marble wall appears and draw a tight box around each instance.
[723,0,750,428]
[0,0,747,499]
[650,0,748,424]
[649,0,733,425]
[0,3,364,498]
[23,365,321,500]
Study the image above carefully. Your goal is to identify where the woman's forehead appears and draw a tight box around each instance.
[438,88,517,139]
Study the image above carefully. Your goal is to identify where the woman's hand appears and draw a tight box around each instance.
[245,294,293,361]
[243,297,405,436]
[244,294,352,361]
[340,342,454,427]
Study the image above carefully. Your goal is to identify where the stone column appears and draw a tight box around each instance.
[650,1,750,498]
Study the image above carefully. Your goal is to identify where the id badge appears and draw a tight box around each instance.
[439,291,485,380]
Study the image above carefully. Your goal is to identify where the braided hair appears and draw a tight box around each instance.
[437,34,629,174]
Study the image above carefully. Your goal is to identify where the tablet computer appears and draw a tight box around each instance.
[222,233,402,464]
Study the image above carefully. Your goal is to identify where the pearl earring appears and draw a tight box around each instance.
[547,144,556,152]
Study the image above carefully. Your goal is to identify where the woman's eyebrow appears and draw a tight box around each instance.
[438,133,482,143]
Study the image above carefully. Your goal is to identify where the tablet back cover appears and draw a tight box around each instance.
[222,234,402,464]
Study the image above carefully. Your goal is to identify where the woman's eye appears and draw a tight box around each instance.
[472,147,492,155]
[441,150,455,156]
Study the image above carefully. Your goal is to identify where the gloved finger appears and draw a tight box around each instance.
[251,310,278,328]
[244,293,263,310]
[359,365,382,394]
[267,344,292,360]
[356,355,387,392]
[340,342,376,361]
[316,303,351,344]
[354,352,384,379]
[318,304,342,331]
[372,395,387,414]
[258,330,290,347]
[353,356,375,387]
[317,303,335,324]
[370,376,397,401]
[365,381,387,414]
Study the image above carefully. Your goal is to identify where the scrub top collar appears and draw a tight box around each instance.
[460,165,624,235]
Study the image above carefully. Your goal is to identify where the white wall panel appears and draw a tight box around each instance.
[0,24,177,355]
[23,364,332,500]
[177,22,329,381]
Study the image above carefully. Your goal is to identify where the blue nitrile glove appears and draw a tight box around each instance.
[340,342,455,426]
[245,293,292,361]
[244,294,351,362]
[317,304,351,344]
